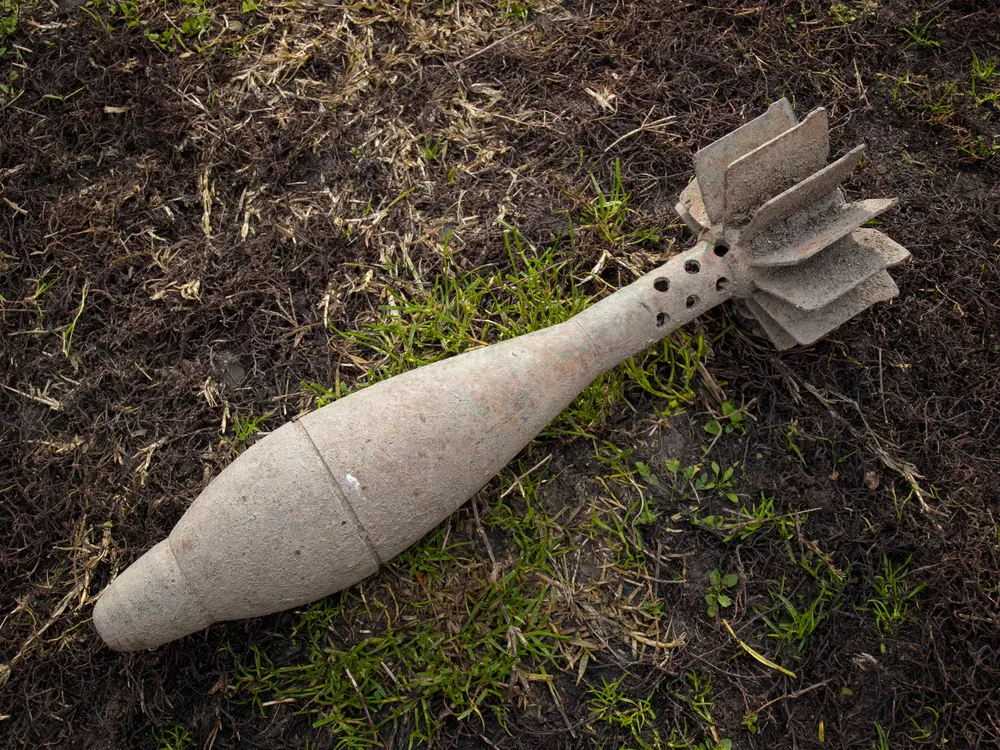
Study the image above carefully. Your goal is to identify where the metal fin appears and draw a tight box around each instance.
[672,99,909,349]
[753,229,911,311]
[693,99,797,225]
[743,298,799,350]
[723,108,830,228]
[740,144,866,245]
[676,178,709,234]
[751,271,900,345]
[748,198,898,268]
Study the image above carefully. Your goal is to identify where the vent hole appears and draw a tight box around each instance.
[684,259,700,274]
[716,277,729,291]
[656,312,668,328]
[654,277,670,292]
[713,243,730,257]
[686,295,699,308]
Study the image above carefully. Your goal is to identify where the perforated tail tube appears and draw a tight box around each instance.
[93,242,737,651]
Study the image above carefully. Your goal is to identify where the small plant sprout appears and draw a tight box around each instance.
[866,554,926,635]
[902,12,943,51]
[705,570,738,617]
[152,724,195,750]
[587,675,656,743]
[693,461,738,503]
[764,581,834,651]
[969,51,999,106]
[703,400,746,438]
[584,158,631,245]
[875,722,891,750]
[234,413,271,442]
[634,460,660,487]
[828,3,857,24]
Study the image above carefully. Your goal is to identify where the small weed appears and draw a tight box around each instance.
[827,3,856,24]
[587,675,656,743]
[152,725,195,750]
[703,400,746,438]
[580,159,660,247]
[902,12,942,51]
[108,0,142,29]
[969,52,999,106]
[1,0,22,38]
[700,494,796,542]
[596,443,637,481]
[303,380,339,409]
[887,75,957,122]
[233,413,270,443]
[763,581,834,651]
[501,0,530,22]
[956,134,999,161]
[705,570,737,617]
[875,722,891,750]
[680,671,715,725]
[907,705,943,743]
[634,460,660,487]
[144,0,218,52]
[584,159,631,245]
[419,135,447,164]
[589,491,655,574]
[866,554,925,635]
[783,421,807,466]
[489,463,566,573]
[827,1,874,25]
[692,461,738,503]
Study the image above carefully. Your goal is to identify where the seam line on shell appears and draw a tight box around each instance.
[569,317,606,361]
[294,420,383,568]
[165,537,221,623]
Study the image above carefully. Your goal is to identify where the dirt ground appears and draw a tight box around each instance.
[2,0,999,747]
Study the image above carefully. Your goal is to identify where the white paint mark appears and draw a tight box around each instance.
[344,473,362,493]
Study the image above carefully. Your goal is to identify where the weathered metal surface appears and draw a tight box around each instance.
[743,298,798,350]
[753,229,911,310]
[740,144,865,245]
[93,99,911,652]
[752,271,900,345]
[748,197,898,268]
[693,98,797,224]
[676,178,709,234]
[723,108,830,227]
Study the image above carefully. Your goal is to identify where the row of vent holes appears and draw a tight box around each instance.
[653,244,731,328]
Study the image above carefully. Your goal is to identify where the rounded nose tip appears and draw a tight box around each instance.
[93,539,215,652]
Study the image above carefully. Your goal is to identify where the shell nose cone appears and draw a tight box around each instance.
[93,539,215,652]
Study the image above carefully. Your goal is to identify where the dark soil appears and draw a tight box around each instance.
[2,0,999,748]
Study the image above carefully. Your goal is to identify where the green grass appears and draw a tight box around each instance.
[153,724,195,750]
[969,51,999,106]
[327,226,702,436]
[233,412,271,443]
[238,527,572,747]
[587,675,656,742]
[762,580,835,652]
[582,159,660,247]
[902,12,942,51]
[866,554,925,635]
